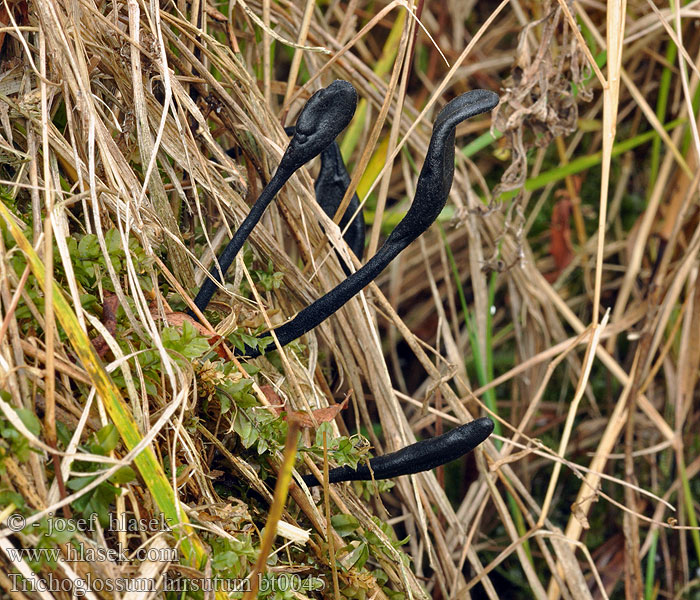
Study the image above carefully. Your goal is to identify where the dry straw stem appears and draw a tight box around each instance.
[546,4,628,596]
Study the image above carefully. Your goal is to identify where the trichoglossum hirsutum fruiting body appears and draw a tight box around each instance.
[284,125,365,263]
[313,133,365,260]
[240,89,499,357]
[301,417,495,487]
[190,80,358,317]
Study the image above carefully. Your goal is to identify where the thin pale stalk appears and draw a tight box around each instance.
[282,0,315,108]
[539,310,609,526]
[40,23,57,461]
[262,0,270,105]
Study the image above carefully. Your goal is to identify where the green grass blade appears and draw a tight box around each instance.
[644,530,659,600]
[650,40,677,185]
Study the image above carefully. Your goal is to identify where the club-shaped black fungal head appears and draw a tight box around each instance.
[315,141,365,259]
[240,89,500,357]
[385,89,500,249]
[284,125,365,260]
[281,80,358,173]
[190,80,358,317]
[300,416,495,487]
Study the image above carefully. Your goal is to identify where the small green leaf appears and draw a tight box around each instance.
[241,363,260,375]
[211,550,240,572]
[0,490,25,509]
[331,514,360,537]
[339,541,369,571]
[78,234,99,259]
[67,475,97,492]
[109,466,136,485]
[14,408,41,437]
[105,228,121,255]
[95,424,120,454]
[233,413,257,448]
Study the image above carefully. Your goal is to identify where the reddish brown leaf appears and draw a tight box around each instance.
[260,385,284,405]
[591,532,625,600]
[92,292,119,358]
[0,0,28,52]
[545,197,574,283]
[270,394,350,429]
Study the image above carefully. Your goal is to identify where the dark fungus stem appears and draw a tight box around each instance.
[241,89,499,357]
[301,417,494,487]
[191,168,286,316]
[313,133,365,260]
[190,80,358,317]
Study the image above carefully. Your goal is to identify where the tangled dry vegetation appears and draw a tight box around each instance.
[0,0,699,598]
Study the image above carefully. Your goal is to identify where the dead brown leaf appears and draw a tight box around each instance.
[270,394,350,429]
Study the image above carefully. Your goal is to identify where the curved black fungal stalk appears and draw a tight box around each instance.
[284,126,365,260]
[301,417,494,487]
[190,80,358,316]
[242,89,499,357]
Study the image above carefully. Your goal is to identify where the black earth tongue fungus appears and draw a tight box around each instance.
[190,80,358,318]
[241,89,500,358]
[301,417,495,487]
[284,125,365,265]
[314,134,365,260]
